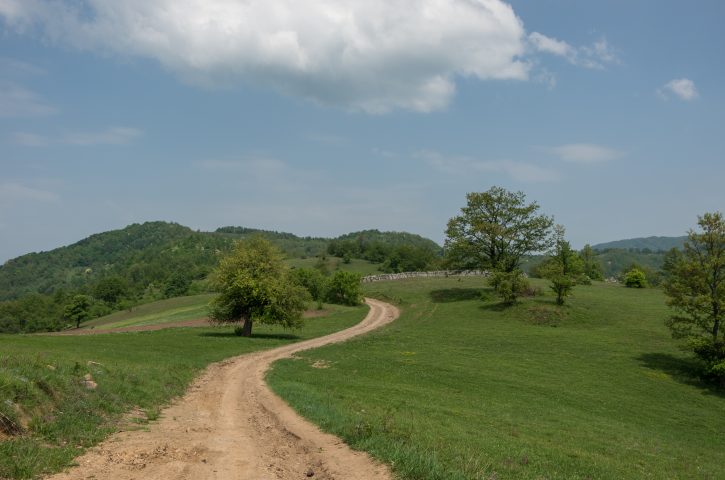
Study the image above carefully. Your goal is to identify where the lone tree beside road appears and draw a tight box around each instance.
[663,212,725,384]
[209,237,309,337]
[445,187,554,272]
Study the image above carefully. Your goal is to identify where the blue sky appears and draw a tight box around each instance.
[1,0,723,262]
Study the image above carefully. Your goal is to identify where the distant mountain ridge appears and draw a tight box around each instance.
[592,236,687,252]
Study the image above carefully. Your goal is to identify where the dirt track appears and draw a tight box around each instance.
[46,298,398,480]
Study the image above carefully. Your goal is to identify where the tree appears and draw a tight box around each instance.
[325,271,363,306]
[290,268,327,302]
[93,276,129,304]
[540,226,584,305]
[580,244,604,281]
[208,237,309,337]
[663,212,725,383]
[64,295,92,329]
[445,187,554,272]
[164,271,192,298]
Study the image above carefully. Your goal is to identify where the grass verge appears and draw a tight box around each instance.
[0,303,367,479]
[267,278,725,479]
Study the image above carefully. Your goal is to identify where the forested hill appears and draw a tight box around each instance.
[0,222,233,301]
[215,226,328,258]
[0,222,443,302]
[329,229,442,256]
[592,236,687,252]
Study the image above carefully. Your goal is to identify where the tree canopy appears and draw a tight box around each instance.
[663,212,725,384]
[208,237,309,337]
[445,186,554,272]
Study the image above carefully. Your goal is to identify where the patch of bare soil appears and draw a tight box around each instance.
[45,298,398,480]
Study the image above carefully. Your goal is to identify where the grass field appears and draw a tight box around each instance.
[268,278,725,480]
[286,256,383,276]
[0,303,368,479]
[83,294,215,330]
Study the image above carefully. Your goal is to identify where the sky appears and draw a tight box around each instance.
[1,0,723,263]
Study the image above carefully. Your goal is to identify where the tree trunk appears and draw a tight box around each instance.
[241,317,253,337]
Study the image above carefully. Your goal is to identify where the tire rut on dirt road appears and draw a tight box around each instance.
[45,298,398,480]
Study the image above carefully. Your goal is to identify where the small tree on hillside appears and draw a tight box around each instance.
[580,244,604,281]
[540,226,584,305]
[663,212,725,384]
[64,295,92,329]
[208,237,309,337]
[445,186,554,272]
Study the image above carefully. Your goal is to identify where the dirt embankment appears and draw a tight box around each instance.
[46,298,399,480]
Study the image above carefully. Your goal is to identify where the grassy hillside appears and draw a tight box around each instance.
[268,277,725,480]
[287,256,383,276]
[83,294,214,330]
[0,303,368,479]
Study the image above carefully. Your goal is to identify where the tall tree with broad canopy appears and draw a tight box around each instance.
[445,186,554,272]
[208,237,309,337]
[663,212,725,384]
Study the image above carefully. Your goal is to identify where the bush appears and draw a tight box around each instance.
[688,338,725,386]
[325,271,363,306]
[290,268,327,302]
[487,270,529,305]
[624,268,647,288]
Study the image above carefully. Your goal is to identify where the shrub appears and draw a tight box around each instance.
[624,268,647,288]
[325,271,363,306]
[487,270,529,305]
[290,268,327,302]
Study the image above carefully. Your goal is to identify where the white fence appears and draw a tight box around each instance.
[361,270,489,283]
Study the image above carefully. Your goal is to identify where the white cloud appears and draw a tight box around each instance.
[196,157,287,174]
[416,150,559,183]
[10,127,142,146]
[547,143,623,164]
[0,0,530,113]
[529,33,619,69]
[658,78,698,101]
[0,57,46,76]
[61,127,142,146]
[0,182,59,204]
[0,82,57,117]
[11,131,49,146]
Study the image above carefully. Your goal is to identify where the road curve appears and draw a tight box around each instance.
[46,298,398,480]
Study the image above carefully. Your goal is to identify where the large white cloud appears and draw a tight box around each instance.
[0,0,531,113]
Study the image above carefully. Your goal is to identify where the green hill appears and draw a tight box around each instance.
[592,236,686,252]
[0,222,442,333]
[0,222,232,301]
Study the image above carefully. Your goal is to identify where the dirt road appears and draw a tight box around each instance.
[46,298,398,480]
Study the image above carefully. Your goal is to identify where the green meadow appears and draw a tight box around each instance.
[286,256,383,276]
[83,294,215,329]
[268,277,725,480]
[0,303,367,479]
